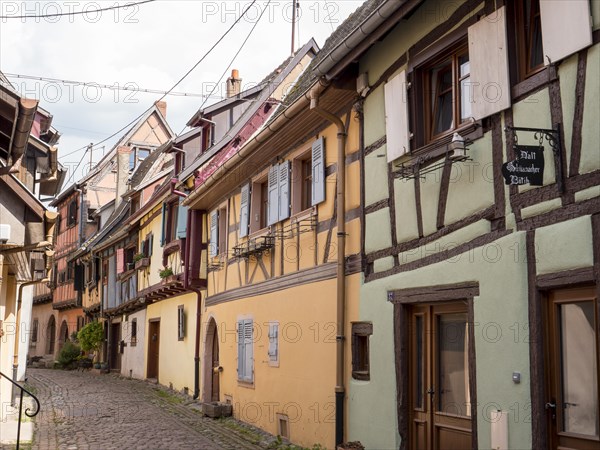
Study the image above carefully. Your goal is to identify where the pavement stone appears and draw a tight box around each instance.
[19,368,281,450]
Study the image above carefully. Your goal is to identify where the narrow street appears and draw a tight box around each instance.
[25,369,272,450]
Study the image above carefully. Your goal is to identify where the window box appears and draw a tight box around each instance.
[135,257,150,270]
[233,235,275,260]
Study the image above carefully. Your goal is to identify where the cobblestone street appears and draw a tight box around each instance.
[22,369,273,450]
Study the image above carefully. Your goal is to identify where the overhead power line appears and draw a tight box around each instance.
[0,0,156,20]
[57,0,260,182]
[5,73,211,98]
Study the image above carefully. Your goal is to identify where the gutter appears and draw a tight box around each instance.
[309,84,348,447]
[313,0,420,80]
[183,77,330,208]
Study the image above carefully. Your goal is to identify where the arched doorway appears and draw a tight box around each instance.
[58,320,69,350]
[202,318,220,402]
[46,315,56,355]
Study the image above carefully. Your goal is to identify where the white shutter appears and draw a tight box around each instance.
[244,319,253,382]
[209,210,218,257]
[311,138,326,206]
[237,321,245,379]
[239,184,250,238]
[384,70,410,162]
[540,0,592,65]
[267,165,279,226]
[468,6,511,120]
[278,161,290,221]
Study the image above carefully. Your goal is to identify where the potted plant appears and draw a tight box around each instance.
[159,266,176,283]
[134,252,149,269]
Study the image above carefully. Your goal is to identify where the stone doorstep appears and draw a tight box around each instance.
[0,418,33,445]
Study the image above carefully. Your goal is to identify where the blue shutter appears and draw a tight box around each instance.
[209,211,218,257]
[160,203,167,246]
[237,320,245,379]
[267,165,279,226]
[239,184,250,238]
[312,137,326,206]
[278,161,290,221]
[244,319,253,382]
[148,234,153,257]
[176,199,188,239]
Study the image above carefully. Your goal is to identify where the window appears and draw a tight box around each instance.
[177,305,185,341]
[247,179,267,235]
[209,208,228,257]
[124,247,135,271]
[142,233,154,258]
[129,147,150,171]
[351,322,373,381]
[515,0,544,81]
[237,318,254,382]
[161,202,180,245]
[130,318,137,346]
[268,322,279,366]
[423,44,470,142]
[292,155,313,215]
[76,316,84,332]
[67,261,75,281]
[67,199,77,227]
[31,319,39,343]
[102,260,108,285]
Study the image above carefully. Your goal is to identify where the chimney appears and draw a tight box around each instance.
[154,100,167,118]
[115,146,131,208]
[226,69,242,98]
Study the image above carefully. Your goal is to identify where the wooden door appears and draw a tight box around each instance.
[110,323,121,371]
[147,320,160,379]
[545,287,599,450]
[409,303,473,450]
[211,329,220,402]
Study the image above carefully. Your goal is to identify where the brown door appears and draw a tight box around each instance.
[409,303,473,450]
[147,320,160,379]
[110,323,121,371]
[545,287,599,450]
[211,329,220,402]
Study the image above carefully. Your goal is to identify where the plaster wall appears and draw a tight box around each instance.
[120,308,147,380]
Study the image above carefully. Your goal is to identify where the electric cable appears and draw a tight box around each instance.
[57,0,260,166]
[0,0,156,20]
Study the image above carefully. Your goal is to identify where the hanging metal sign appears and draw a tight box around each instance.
[502,145,545,186]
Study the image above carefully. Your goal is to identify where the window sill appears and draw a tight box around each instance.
[291,207,316,223]
[394,121,483,172]
[352,371,370,381]
[512,66,557,102]
[163,239,181,257]
[237,380,255,389]
[248,227,271,240]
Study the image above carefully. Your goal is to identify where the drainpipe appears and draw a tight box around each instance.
[309,85,347,447]
[183,209,202,400]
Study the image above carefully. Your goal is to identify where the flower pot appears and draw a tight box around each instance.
[135,258,150,269]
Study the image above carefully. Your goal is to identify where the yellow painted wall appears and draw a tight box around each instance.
[202,115,362,448]
[204,272,360,448]
[145,292,197,391]
[137,203,167,289]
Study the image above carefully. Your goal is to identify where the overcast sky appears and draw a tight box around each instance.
[0,0,362,186]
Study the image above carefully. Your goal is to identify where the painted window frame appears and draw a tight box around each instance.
[177,305,185,341]
[351,322,373,381]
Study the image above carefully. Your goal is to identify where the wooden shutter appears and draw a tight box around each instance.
[116,248,124,274]
[540,0,592,64]
[209,210,218,257]
[176,199,188,239]
[384,70,410,162]
[267,165,279,226]
[148,234,153,257]
[237,320,245,379]
[278,161,290,221]
[244,319,253,382]
[239,184,250,238]
[74,263,84,291]
[311,138,326,206]
[468,6,511,120]
[160,203,167,246]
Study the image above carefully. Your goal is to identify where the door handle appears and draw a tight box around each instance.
[545,401,556,420]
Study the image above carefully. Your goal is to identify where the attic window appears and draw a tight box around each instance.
[129,147,150,171]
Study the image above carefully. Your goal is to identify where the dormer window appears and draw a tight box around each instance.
[129,147,150,171]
